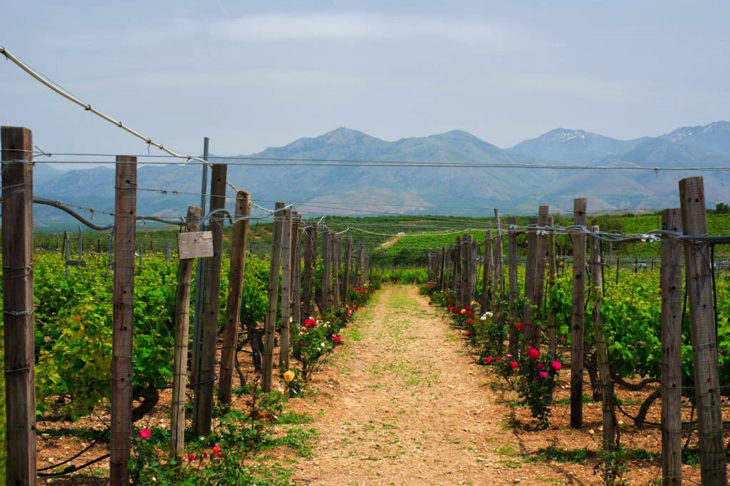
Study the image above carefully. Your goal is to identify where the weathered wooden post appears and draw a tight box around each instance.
[678,177,727,484]
[507,217,519,357]
[2,126,37,486]
[531,205,550,347]
[322,230,332,313]
[110,156,137,486]
[303,225,316,318]
[333,234,342,306]
[453,236,462,304]
[170,205,203,459]
[291,214,302,327]
[344,236,353,303]
[591,225,618,448]
[279,209,293,369]
[660,208,682,485]
[547,216,558,356]
[571,198,587,429]
[194,163,227,435]
[493,209,505,318]
[219,191,251,407]
[523,218,538,342]
[262,202,285,393]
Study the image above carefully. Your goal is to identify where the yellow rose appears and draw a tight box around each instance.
[460,309,466,315]
[283,370,295,382]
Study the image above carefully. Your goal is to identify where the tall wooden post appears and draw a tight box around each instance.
[453,237,462,305]
[291,214,302,328]
[2,126,37,486]
[194,163,227,435]
[303,226,316,318]
[262,202,285,393]
[523,218,538,342]
[469,236,477,303]
[483,232,493,309]
[493,209,505,319]
[322,231,332,313]
[532,205,550,347]
[547,216,558,357]
[507,217,519,357]
[661,208,682,485]
[219,191,251,407]
[591,226,618,447]
[333,234,342,306]
[344,237,353,303]
[571,198,587,429]
[279,210,293,369]
[678,177,727,484]
[171,205,201,459]
[110,157,137,486]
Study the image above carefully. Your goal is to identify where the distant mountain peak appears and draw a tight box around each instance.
[664,121,730,143]
[430,129,483,141]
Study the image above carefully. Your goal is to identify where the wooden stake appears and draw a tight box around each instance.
[333,234,342,306]
[291,213,302,328]
[219,191,250,407]
[571,198,587,429]
[547,216,558,357]
[507,217,519,357]
[523,218,538,343]
[532,205,550,347]
[453,237,462,305]
[194,163,227,435]
[171,205,201,459]
[344,237,353,303]
[322,231,332,313]
[110,157,137,486]
[591,225,618,448]
[279,209,293,369]
[678,177,727,484]
[2,126,37,486]
[303,226,316,318]
[262,203,285,392]
[661,208,682,485]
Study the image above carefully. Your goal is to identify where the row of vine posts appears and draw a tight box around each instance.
[1,126,371,485]
[425,181,727,485]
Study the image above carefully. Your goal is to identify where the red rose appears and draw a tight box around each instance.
[551,361,562,371]
[212,444,221,455]
[529,348,540,360]
[486,356,493,364]
[510,361,518,369]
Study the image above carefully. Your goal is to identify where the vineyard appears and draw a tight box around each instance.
[1,72,730,486]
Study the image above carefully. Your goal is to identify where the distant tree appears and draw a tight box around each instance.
[715,202,730,214]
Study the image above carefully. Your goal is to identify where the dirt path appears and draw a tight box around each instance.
[291,285,548,485]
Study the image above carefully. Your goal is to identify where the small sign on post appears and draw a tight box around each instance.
[178,231,214,260]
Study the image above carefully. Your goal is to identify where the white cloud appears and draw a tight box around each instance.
[207,13,541,51]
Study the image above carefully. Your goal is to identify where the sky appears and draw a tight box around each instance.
[2,0,730,160]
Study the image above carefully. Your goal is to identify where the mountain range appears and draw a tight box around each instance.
[30,121,730,228]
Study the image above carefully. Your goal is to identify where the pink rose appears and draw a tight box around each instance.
[139,429,151,440]
[551,361,562,371]
[529,348,540,360]
[510,361,518,370]
[539,371,548,379]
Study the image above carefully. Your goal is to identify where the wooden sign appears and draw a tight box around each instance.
[178,231,214,260]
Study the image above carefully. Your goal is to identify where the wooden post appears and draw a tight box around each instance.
[333,234,341,306]
[522,218,538,342]
[344,237,353,303]
[219,191,251,407]
[532,206,550,347]
[547,216,558,357]
[661,208,682,485]
[483,232,492,309]
[2,126,37,486]
[507,217,519,357]
[322,231,332,313]
[262,203,285,393]
[493,209,505,319]
[291,214,302,327]
[469,236,477,303]
[279,209,293,369]
[303,226,316,318]
[170,205,201,459]
[110,157,137,486]
[487,230,496,311]
[591,225,618,447]
[453,237,462,304]
[571,198,587,429]
[194,163,227,435]
[678,177,727,484]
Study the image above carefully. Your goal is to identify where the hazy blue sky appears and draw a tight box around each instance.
[2,1,729,158]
